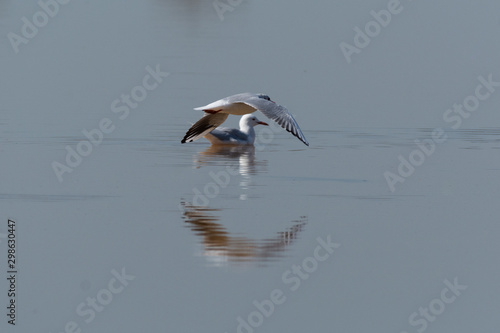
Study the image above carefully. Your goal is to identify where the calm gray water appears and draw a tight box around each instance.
[1,1,500,332]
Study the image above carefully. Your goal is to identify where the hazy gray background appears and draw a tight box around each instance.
[1,0,499,332]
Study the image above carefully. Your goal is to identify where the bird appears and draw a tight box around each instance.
[203,114,268,145]
[181,93,309,146]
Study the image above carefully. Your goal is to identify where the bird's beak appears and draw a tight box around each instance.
[258,121,269,126]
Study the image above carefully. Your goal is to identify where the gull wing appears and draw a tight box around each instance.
[193,93,256,111]
[240,97,309,146]
[181,113,229,143]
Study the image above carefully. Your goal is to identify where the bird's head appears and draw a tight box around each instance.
[241,114,269,128]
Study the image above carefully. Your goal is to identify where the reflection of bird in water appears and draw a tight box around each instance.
[196,144,266,176]
[198,144,256,160]
[195,145,267,199]
[181,93,309,146]
[180,201,307,266]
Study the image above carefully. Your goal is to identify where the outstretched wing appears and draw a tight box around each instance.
[193,93,256,111]
[241,97,309,146]
[181,113,229,143]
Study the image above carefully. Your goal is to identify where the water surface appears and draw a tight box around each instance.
[1,1,499,332]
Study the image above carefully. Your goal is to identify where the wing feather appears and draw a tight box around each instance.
[239,97,309,146]
[181,113,229,143]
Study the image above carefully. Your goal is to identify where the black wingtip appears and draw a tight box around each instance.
[181,134,194,143]
[181,132,191,143]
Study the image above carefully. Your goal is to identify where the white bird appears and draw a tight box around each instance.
[181,93,309,146]
[203,114,268,145]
